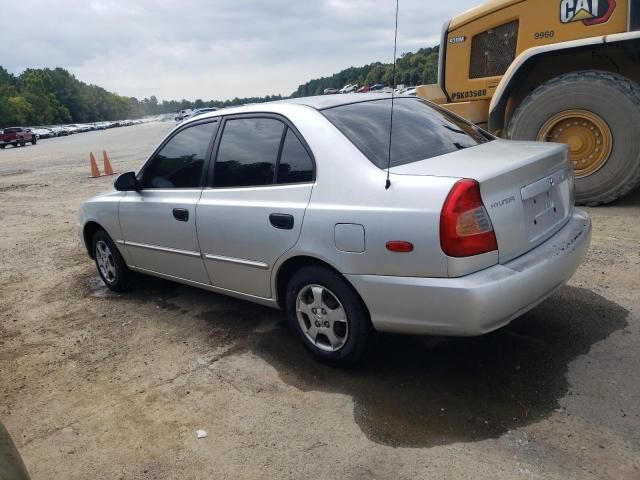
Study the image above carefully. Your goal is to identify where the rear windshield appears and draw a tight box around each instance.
[321,98,492,169]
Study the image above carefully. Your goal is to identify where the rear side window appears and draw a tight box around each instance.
[277,129,314,184]
[214,118,284,187]
[322,98,491,169]
[141,121,218,189]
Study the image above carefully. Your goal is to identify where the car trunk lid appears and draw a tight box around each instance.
[391,140,574,263]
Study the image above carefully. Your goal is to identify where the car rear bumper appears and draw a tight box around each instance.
[346,209,591,336]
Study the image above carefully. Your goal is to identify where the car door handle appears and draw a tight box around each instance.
[269,213,294,230]
[173,208,189,222]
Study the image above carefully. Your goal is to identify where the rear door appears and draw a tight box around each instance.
[196,114,315,298]
[119,119,219,284]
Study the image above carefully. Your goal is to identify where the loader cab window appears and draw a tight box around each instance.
[469,20,519,79]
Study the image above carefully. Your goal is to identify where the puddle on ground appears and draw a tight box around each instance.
[201,285,628,448]
[128,275,182,302]
[82,271,629,448]
[78,272,182,303]
[86,275,119,298]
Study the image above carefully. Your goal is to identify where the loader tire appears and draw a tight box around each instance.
[508,70,640,206]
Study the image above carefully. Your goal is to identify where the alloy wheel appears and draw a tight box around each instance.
[95,240,117,284]
[296,284,349,352]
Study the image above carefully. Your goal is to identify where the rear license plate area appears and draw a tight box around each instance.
[521,168,571,243]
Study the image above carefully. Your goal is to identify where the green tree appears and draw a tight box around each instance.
[290,46,440,97]
[5,96,33,125]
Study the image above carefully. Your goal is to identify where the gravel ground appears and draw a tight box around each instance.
[0,121,638,479]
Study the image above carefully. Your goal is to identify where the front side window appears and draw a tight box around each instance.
[322,98,492,169]
[141,121,218,188]
[213,118,285,187]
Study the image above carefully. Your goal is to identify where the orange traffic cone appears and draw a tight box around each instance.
[102,150,115,176]
[89,152,100,178]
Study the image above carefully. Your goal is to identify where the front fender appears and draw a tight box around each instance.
[78,192,126,256]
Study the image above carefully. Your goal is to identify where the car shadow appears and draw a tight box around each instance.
[118,277,629,448]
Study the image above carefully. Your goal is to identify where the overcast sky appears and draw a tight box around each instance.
[3,0,479,101]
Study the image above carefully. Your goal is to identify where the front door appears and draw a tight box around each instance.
[119,120,219,284]
[197,116,315,298]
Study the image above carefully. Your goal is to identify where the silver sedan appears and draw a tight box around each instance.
[78,94,591,364]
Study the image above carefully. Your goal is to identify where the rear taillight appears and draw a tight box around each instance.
[440,179,498,257]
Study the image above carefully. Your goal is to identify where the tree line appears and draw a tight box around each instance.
[0,67,131,128]
[291,46,439,97]
[0,46,439,128]
[0,66,284,128]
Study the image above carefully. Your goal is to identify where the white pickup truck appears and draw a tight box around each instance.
[174,109,193,122]
[339,83,358,93]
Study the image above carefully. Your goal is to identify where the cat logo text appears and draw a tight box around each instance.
[560,0,617,26]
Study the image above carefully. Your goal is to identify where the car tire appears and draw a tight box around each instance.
[508,70,640,206]
[92,229,132,292]
[31,136,37,145]
[285,266,373,366]
[0,145,5,149]
[20,139,25,147]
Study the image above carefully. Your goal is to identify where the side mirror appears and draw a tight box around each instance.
[114,172,139,191]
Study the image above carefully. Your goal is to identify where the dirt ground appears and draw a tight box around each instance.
[0,121,638,479]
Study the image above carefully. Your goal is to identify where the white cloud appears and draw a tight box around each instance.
[2,0,479,100]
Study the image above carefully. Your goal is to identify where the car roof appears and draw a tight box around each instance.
[275,93,395,110]
[182,93,417,125]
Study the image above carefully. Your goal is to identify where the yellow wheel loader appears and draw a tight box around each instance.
[417,0,640,205]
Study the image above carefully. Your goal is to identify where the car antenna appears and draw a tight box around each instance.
[385,0,399,190]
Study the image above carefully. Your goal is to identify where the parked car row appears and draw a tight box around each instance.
[324,84,416,95]
[176,107,219,124]
[323,83,364,94]
[0,120,145,149]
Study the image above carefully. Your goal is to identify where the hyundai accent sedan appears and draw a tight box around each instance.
[78,94,591,364]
